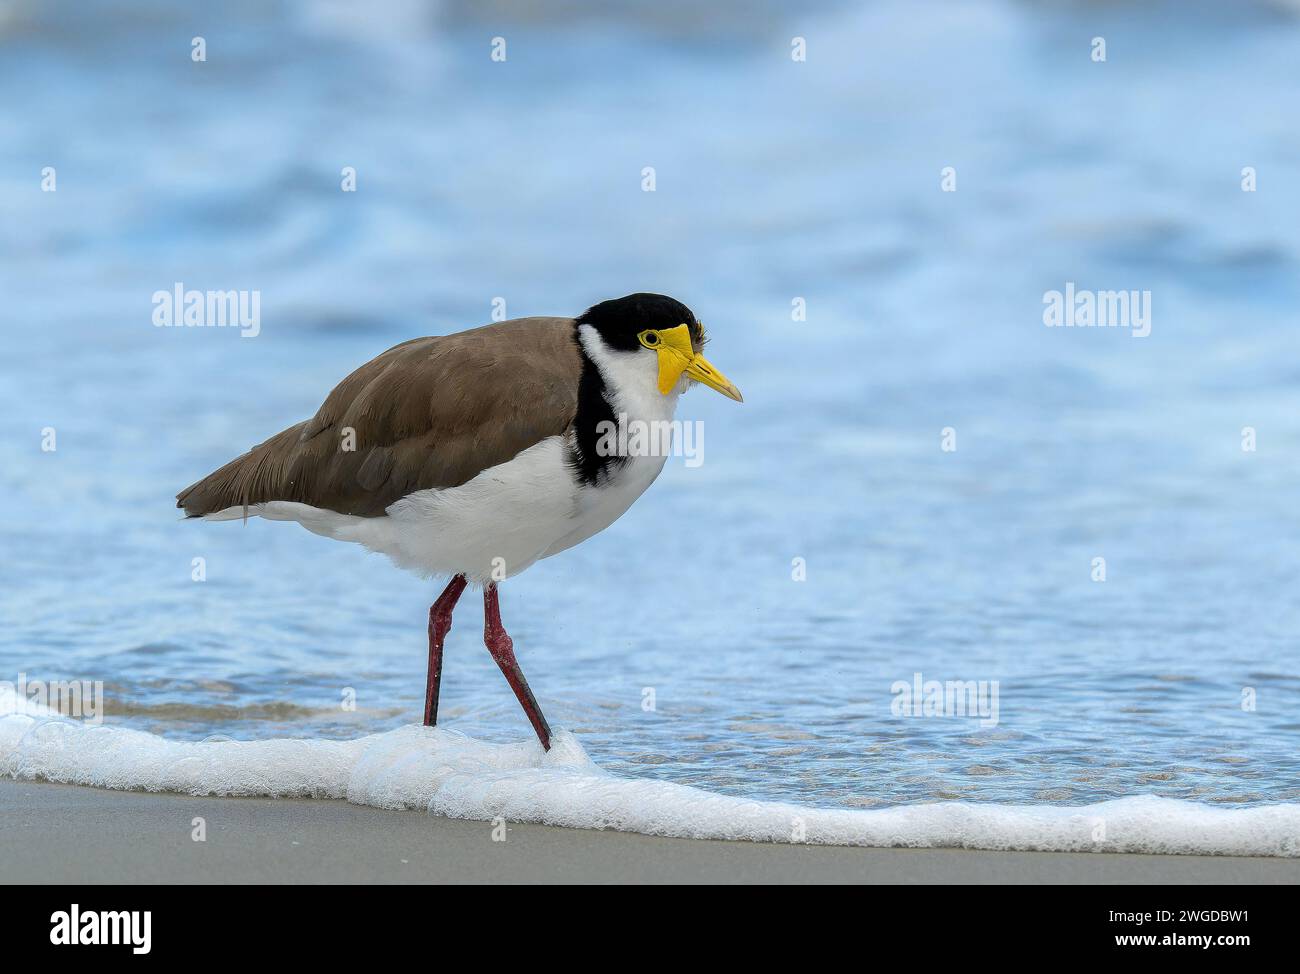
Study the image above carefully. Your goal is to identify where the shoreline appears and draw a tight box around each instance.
[3,779,1297,884]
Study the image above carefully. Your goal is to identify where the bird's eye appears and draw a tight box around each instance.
[638,330,660,349]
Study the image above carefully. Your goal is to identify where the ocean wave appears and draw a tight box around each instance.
[3,687,1296,856]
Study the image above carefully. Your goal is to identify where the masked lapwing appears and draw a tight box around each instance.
[176,293,742,749]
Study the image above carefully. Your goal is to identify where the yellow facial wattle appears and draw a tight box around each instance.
[637,324,743,402]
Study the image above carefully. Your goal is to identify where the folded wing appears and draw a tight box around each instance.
[176,316,582,518]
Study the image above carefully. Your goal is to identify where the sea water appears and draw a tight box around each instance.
[1,0,1298,853]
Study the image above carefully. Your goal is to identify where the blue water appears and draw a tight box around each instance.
[2,0,1299,811]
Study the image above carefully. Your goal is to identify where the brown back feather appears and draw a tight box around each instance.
[176,316,582,517]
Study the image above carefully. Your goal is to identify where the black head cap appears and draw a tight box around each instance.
[575,293,703,352]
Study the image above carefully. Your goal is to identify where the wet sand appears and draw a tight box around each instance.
[2,779,1296,884]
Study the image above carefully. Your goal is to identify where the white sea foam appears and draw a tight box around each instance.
[2,687,1297,856]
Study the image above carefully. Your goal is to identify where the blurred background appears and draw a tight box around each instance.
[2,0,1299,809]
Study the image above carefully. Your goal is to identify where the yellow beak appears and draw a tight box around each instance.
[653,324,744,402]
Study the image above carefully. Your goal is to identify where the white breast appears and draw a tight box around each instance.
[539,324,681,559]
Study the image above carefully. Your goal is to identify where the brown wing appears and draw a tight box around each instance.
[176,316,582,517]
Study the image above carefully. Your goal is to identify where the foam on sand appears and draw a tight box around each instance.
[2,687,1297,856]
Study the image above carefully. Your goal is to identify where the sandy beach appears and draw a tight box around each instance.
[3,779,1296,885]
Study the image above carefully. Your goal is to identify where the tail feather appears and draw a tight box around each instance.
[176,422,311,517]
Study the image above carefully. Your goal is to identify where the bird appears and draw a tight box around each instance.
[176,293,743,750]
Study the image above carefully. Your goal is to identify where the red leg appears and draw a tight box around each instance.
[424,574,467,727]
[483,584,552,750]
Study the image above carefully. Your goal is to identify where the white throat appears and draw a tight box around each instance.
[577,323,683,424]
